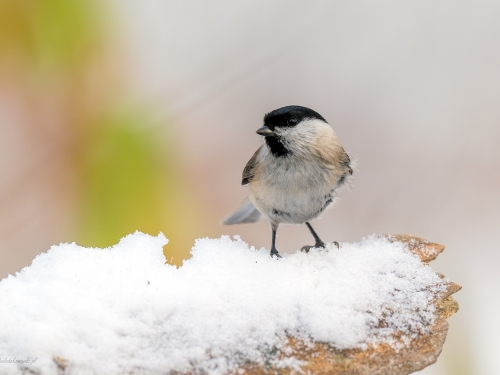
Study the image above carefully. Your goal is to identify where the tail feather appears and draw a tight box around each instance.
[223,198,262,225]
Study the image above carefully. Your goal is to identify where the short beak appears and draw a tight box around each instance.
[256,126,275,137]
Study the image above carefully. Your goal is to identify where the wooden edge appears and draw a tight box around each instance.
[431,282,461,320]
[440,282,462,301]
[243,319,450,375]
[437,296,459,319]
[382,234,445,262]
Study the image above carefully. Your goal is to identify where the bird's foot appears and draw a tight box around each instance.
[301,241,339,253]
[270,248,282,258]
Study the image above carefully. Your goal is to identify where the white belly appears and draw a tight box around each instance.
[249,156,338,226]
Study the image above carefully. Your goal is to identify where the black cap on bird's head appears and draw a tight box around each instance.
[256,106,327,137]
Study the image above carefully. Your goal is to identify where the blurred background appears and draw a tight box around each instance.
[1,0,499,374]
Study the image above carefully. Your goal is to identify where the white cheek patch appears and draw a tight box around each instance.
[296,119,323,136]
[279,119,330,151]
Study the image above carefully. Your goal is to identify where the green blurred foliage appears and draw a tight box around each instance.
[1,0,206,264]
[0,0,102,71]
[77,112,204,263]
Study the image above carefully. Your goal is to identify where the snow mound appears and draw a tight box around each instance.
[0,232,446,375]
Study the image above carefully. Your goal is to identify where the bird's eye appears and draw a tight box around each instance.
[287,117,298,126]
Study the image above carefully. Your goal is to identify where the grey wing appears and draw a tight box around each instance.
[222,198,262,225]
[241,146,262,186]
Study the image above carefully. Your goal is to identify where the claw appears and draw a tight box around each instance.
[270,249,281,258]
[301,245,313,253]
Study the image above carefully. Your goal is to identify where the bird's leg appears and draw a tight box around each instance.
[270,228,281,258]
[306,222,325,248]
[301,222,339,253]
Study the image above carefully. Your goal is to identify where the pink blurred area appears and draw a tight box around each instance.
[2,1,500,374]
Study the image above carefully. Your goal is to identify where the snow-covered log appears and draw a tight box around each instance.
[0,233,460,375]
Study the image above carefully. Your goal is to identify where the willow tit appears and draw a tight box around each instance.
[223,105,353,258]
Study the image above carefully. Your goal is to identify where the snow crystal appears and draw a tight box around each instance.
[0,232,446,375]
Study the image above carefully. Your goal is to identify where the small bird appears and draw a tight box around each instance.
[223,105,353,258]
